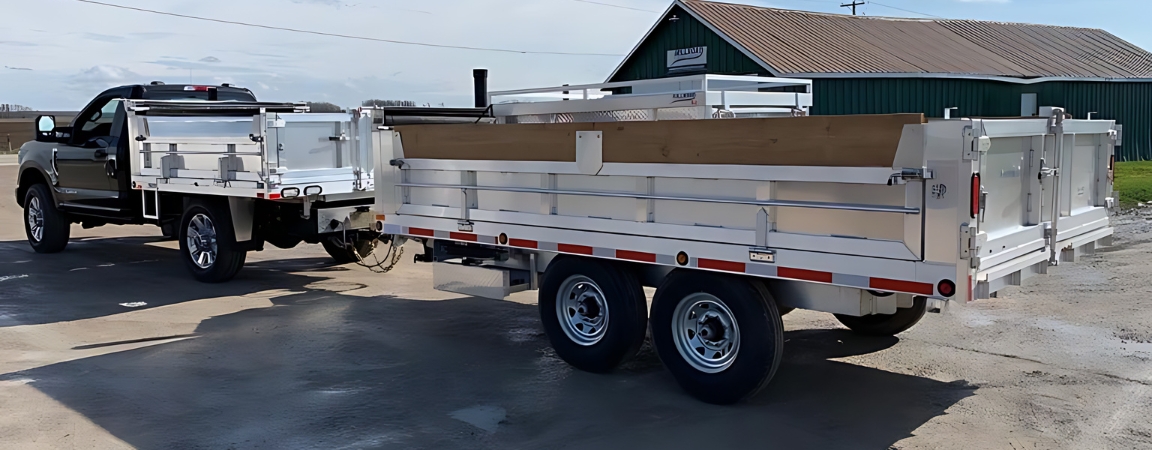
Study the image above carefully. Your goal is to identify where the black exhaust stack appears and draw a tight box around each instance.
[473,69,488,108]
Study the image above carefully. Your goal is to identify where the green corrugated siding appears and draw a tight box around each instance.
[611,7,764,82]
[813,79,1152,160]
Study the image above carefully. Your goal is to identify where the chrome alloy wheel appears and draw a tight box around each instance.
[556,275,610,346]
[186,214,218,269]
[672,293,741,373]
[26,196,44,242]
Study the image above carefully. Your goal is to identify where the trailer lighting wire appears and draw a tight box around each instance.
[76,0,624,56]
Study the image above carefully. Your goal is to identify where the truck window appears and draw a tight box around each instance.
[73,97,120,142]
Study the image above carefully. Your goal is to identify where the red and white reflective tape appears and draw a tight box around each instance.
[396,226,938,297]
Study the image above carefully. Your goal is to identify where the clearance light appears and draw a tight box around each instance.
[938,280,956,298]
[970,173,981,219]
[676,251,689,266]
[499,233,509,245]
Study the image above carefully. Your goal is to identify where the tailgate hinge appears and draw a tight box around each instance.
[963,126,991,161]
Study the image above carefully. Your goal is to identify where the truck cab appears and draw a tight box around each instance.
[16,83,258,224]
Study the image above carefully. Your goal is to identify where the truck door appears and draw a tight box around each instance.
[56,89,129,213]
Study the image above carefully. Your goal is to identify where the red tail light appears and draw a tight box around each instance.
[184,86,211,92]
[970,173,981,219]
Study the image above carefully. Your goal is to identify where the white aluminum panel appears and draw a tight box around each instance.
[408,170,465,208]
[981,136,1028,238]
[774,182,907,242]
[1067,136,1098,213]
[556,175,645,221]
[476,172,550,214]
[274,118,350,171]
[1062,120,1115,135]
[652,178,765,230]
[978,119,1049,138]
[433,263,523,300]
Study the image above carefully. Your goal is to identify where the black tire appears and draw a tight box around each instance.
[538,257,648,374]
[178,200,247,283]
[23,184,70,253]
[651,271,784,405]
[322,235,375,264]
[834,296,928,337]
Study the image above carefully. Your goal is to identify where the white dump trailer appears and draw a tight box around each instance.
[367,75,1117,404]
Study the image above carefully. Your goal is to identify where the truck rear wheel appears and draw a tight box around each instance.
[179,201,247,283]
[321,235,376,264]
[538,257,648,373]
[23,184,70,254]
[834,296,928,337]
[651,271,784,405]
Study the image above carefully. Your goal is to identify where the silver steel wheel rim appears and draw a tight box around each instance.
[555,275,610,346]
[186,214,218,269]
[27,197,44,242]
[672,293,741,374]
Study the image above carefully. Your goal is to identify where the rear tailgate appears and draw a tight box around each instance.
[971,115,1116,299]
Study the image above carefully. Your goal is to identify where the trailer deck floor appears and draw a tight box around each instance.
[1,164,1150,449]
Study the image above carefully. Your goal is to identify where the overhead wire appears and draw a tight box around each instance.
[75,0,624,56]
[571,0,659,13]
[867,2,946,19]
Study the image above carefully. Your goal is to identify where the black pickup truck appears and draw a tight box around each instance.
[15,83,376,282]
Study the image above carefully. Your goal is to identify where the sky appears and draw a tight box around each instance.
[0,0,1146,110]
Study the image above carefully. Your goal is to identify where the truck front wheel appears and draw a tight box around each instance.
[23,184,70,253]
[179,201,246,283]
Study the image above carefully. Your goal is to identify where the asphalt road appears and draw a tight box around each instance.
[1,164,1151,449]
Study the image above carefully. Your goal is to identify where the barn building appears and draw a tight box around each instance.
[608,0,1152,160]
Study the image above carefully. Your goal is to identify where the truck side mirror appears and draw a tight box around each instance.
[35,115,56,142]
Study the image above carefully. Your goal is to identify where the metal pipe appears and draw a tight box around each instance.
[396,182,921,214]
[138,151,263,155]
[473,69,489,108]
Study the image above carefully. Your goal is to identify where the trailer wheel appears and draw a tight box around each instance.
[834,296,927,337]
[23,184,70,254]
[651,271,784,404]
[321,235,376,264]
[179,201,247,283]
[538,257,647,373]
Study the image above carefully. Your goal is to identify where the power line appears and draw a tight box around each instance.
[571,0,658,13]
[75,0,623,56]
[868,1,945,19]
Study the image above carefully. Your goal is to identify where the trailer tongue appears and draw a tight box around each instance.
[368,75,1117,403]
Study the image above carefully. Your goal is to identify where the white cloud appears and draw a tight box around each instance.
[73,65,139,83]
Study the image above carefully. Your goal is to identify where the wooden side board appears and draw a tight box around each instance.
[397,122,593,162]
[396,114,924,167]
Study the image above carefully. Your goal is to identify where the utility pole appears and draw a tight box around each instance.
[841,1,865,15]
